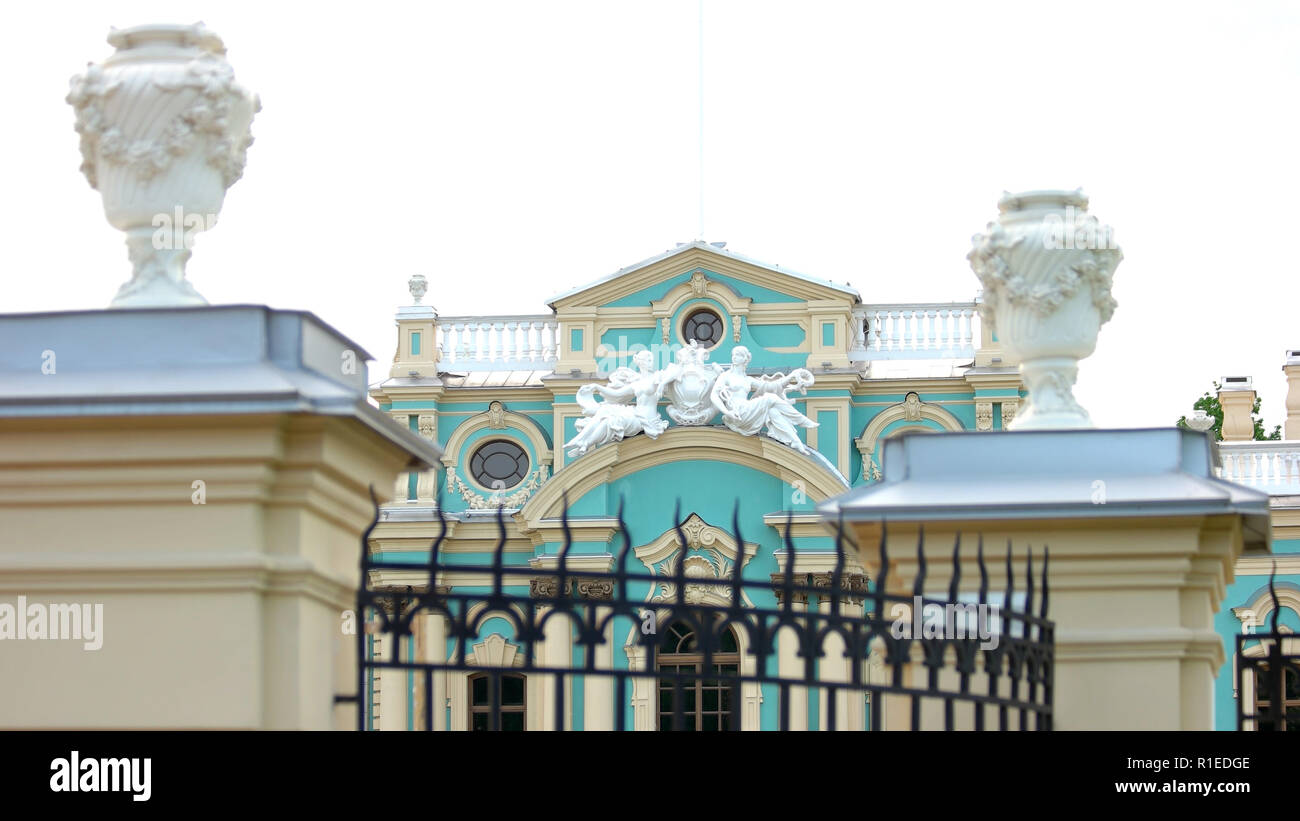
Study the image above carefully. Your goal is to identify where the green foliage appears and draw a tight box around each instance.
[1176,381,1281,441]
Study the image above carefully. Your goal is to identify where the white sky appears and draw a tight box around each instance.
[5,1,1298,429]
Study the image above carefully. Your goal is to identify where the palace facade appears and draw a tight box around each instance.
[363,241,1300,731]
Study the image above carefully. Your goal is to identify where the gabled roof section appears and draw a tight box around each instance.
[546,240,861,309]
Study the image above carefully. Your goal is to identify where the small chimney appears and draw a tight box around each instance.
[1284,350,1300,440]
[1218,376,1255,442]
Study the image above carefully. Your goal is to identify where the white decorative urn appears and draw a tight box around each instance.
[67,23,259,307]
[967,189,1122,429]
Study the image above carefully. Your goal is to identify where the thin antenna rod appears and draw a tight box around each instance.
[697,0,705,241]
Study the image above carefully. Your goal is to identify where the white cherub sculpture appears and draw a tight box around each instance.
[709,345,817,453]
[564,350,677,458]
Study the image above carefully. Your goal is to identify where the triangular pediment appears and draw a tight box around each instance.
[546,241,860,310]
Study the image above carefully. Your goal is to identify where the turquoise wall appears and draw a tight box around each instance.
[605,268,806,308]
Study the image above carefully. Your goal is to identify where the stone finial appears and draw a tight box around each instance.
[408,274,428,305]
[68,23,259,308]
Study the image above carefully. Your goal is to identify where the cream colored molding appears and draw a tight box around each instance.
[975,401,993,431]
[761,512,836,541]
[855,394,964,480]
[1239,585,1300,629]
[0,551,357,610]
[520,426,850,530]
[550,246,855,311]
[1234,555,1300,575]
[467,633,526,668]
[649,272,753,324]
[517,518,622,549]
[632,513,759,604]
[804,397,850,476]
[1001,399,1018,428]
[440,403,554,476]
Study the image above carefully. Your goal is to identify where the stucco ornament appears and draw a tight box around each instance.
[67,23,259,307]
[710,346,817,454]
[665,341,721,426]
[565,350,675,458]
[903,392,922,422]
[968,189,1122,429]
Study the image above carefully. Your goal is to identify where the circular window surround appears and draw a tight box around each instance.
[677,304,728,350]
[466,438,531,492]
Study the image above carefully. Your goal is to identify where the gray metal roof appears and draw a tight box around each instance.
[820,427,1273,552]
[0,304,442,467]
[546,240,861,307]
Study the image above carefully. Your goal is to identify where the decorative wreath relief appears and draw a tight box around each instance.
[68,52,259,189]
[967,219,1122,331]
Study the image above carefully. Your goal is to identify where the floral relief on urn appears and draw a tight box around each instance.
[67,23,259,308]
[967,189,1122,430]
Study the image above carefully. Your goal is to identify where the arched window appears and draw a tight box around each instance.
[469,672,526,731]
[1253,660,1300,730]
[656,619,740,731]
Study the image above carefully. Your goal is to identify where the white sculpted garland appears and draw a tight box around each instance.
[67,23,260,308]
[564,342,818,458]
[967,189,1122,430]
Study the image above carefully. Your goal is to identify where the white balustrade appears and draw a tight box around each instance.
[1216,441,1300,494]
[851,302,979,361]
[436,315,559,371]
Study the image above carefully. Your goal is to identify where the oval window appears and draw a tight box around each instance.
[469,440,529,489]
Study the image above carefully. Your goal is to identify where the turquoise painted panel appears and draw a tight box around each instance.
[821,322,835,347]
[604,269,808,308]
[570,327,584,353]
[804,389,851,399]
[854,392,975,404]
[598,327,658,370]
[816,410,838,467]
[1273,538,1300,554]
[410,331,421,356]
[435,401,553,413]
[674,297,808,372]
[747,323,805,348]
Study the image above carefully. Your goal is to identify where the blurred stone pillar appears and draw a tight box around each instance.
[1219,376,1256,442]
[823,428,1271,731]
[1284,351,1300,441]
[0,307,441,729]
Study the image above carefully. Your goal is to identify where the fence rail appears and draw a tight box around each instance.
[343,492,1054,731]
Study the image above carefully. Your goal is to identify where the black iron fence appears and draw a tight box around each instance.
[1236,569,1300,731]
[341,491,1054,731]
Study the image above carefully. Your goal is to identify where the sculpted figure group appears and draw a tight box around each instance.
[564,341,817,458]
